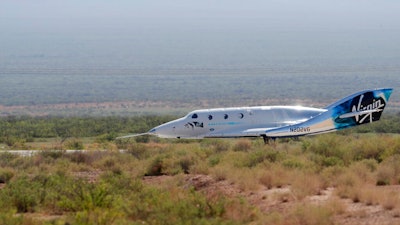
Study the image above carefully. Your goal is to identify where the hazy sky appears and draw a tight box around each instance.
[1,0,400,70]
[2,0,399,29]
[1,0,400,107]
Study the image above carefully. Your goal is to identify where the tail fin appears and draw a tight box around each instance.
[326,88,393,129]
[265,88,393,138]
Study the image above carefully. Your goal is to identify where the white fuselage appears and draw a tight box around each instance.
[117,88,392,142]
[149,106,326,139]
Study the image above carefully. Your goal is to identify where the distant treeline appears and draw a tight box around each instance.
[0,113,399,145]
[0,115,176,144]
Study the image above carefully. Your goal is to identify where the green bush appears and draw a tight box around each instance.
[126,143,149,159]
[322,156,344,167]
[245,150,267,167]
[0,210,27,225]
[0,153,18,167]
[65,139,84,150]
[1,176,41,213]
[0,168,15,184]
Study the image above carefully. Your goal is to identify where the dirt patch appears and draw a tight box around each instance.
[144,174,400,225]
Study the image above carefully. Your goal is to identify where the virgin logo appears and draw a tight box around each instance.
[352,94,385,123]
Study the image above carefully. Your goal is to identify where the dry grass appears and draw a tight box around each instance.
[3,133,400,224]
[284,203,335,225]
[232,139,253,152]
[258,165,292,189]
[290,171,324,200]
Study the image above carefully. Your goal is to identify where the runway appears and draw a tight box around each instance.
[0,150,119,157]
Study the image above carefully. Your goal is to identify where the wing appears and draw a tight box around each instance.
[204,126,296,138]
[116,133,151,139]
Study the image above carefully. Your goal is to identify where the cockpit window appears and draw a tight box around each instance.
[191,114,198,119]
[208,115,213,120]
[224,114,228,119]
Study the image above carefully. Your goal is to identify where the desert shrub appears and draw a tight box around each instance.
[146,156,165,176]
[1,175,41,213]
[282,158,304,169]
[123,185,241,225]
[243,150,267,168]
[57,179,114,212]
[211,165,229,181]
[355,186,400,210]
[376,165,394,186]
[376,155,400,185]
[200,139,231,153]
[233,139,252,152]
[69,208,122,225]
[348,159,377,184]
[259,165,291,188]
[220,151,248,168]
[95,132,117,143]
[320,166,346,187]
[67,152,91,164]
[290,171,323,200]
[100,172,143,195]
[350,135,386,162]
[305,134,341,157]
[334,171,363,201]
[358,187,380,206]
[304,134,353,165]
[0,210,36,225]
[321,156,344,167]
[0,168,14,183]
[145,151,198,176]
[229,168,262,191]
[264,149,285,163]
[64,139,84,150]
[259,171,274,189]
[126,143,149,159]
[285,203,334,225]
[179,155,194,174]
[381,190,400,210]
[379,136,400,161]
[208,155,221,166]
[0,152,19,167]
[92,153,141,177]
[114,137,136,149]
[190,160,209,175]
[38,150,65,160]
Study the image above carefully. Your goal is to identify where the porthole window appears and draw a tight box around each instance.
[208,115,213,120]
[238,113,244,119]
[224,114,228,119]
[192,114,198,119]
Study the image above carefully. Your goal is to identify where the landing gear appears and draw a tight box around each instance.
[262,135,276,144]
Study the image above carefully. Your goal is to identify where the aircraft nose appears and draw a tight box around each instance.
[148,124,176,138]
[148,128,156,134]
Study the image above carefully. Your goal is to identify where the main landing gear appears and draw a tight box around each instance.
[262,135,276,144]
